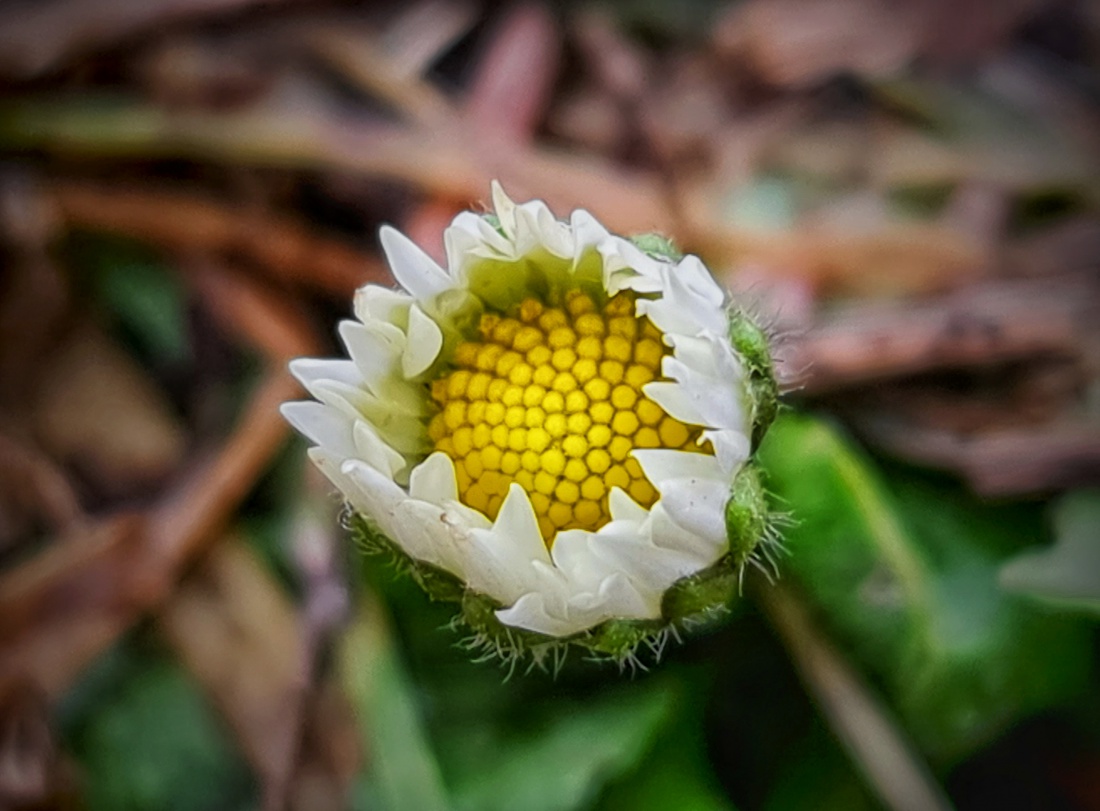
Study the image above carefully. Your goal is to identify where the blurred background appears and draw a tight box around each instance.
[0,1,1098,809]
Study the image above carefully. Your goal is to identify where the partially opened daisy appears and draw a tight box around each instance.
[282,184,780,664]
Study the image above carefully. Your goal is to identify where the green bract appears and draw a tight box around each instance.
[284,185,782,667]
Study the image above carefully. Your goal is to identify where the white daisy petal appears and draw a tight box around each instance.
[632,449,725,486]
[659,477,730,551]
[408,452,459,505]
[289,358,362,391]
[284,183,775,650]
[569,209,611,263]
[608,487,649,523]
[281,401,355,459]
[402,303,444,378]
[662,357,744,429]
[491,180,518,238]
[354,285,413,325]
[380,225,453,300]
[491,484,553,567]
[352,420,405,479]
[338,320,403,393]
[496,592,579,638]
[588,533,708,594]
[643,381,708,426]
[569,572,653,620]
[703,430,752,474]
[675,255,726,307]
[648,502,719,559]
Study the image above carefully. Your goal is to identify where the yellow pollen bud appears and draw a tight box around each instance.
[551,348,577,372]
[519,298,543,322]
[428,290,705,543]
[575,500,601,525]
[635,427,660,448]
[527,345,552,367]
[485,402,505,426]
[533,364,556,387]
[564,458,587,483]
[508,362,533,386]
[565,390,589,413]
[574,313,605,337]
[563,435,588,459]
[548,327,576,349]
[581,475,606,501]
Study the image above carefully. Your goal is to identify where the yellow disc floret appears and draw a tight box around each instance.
[427,290,705,545]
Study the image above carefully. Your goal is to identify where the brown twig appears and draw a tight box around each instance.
[159,536,306,811]
[53,180,388,298]
[854,415,1100,496]
[782,273,1100,393]
[0,95,672,237]
[187,259,327,361]
[0,370,299,698]
[756,582,955,811]
[0,0,302,79]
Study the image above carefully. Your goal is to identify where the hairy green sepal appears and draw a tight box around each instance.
[349,511,762,668]
[345,236,782,669]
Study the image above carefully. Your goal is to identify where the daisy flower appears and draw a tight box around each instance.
[282,184,779,664]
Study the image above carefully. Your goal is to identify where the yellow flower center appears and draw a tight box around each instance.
[427,289,704,544]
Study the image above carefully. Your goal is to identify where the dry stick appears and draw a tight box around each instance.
[855,415,1100,497]
[463,2,562,143]
[302,25,455,128]
[756,582,955,811]
[188,259,327,360]
[53,181,388,298]
[146,373,300,577]
[0,0,303,79]
[184,261,336,811]
[400,1,562,258]
[269,469,352,811]
[0,369,299,699]
[2,96,671,237]
[782,272,1099,394]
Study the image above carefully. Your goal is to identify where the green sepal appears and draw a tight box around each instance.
[346,510,760,669]
[629,233,684,262]
[660,562,737,626]
[729,309,778,450]
[725,464,768,566]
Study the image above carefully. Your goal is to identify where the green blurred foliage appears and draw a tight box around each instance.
[59,638,255,811]
[762,726,879,811]
[1000,489,1100,616]
[758,412,1093,763]
[68,232,190,366]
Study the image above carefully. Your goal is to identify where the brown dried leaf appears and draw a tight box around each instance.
[159,536,304,800]
[32,322,186,497]
[783,273,1099,393]
[464,2,561,143]
[53,181,387,298]
[0,372,297,699]
[0,515,145,698]
[713,0,921,88]
[0,431,84,553]
[0,0,300,79]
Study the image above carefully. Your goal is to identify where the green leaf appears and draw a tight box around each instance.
[64,649,254,811]
[596,688,733,811]
[762,727,878,811]
[758,413,1092,761]
[999,489,1100,616]
[342,597,452,811]
[69,232,189,364]
[438,680,675,811]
